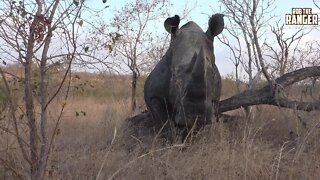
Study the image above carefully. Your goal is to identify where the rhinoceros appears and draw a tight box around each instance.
[144,14,224,137]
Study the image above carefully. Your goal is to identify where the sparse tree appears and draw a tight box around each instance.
[218,0,320,119]
[216,1,320,113]
[0,0,108,179]
[218,0,277,118]
[264,21,313,77]
[219,0,276,88]
[109,0,169,112]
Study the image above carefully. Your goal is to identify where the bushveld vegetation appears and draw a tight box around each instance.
[1,69,319,179]
[0,0,320,179]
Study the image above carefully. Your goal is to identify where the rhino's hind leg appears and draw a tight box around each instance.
[149,98,175,143]
[150,98,170,123]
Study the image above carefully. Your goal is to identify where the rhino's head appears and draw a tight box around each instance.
[164,14,224,127]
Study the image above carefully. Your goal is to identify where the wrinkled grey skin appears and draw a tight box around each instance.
[144,14,224,130]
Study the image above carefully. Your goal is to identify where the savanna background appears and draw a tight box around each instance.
[0,0,320,179]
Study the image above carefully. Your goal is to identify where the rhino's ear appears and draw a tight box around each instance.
[206,14,224,37]
[164,15,180,35]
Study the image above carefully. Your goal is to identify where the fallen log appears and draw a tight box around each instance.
[219,66,320,113]
[128,66,320,134]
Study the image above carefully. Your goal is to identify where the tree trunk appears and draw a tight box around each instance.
[37,31,52,180]
[25,15,40,179]
[131,71,138,112]
[25,57,38,180]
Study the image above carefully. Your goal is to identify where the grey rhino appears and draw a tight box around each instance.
[144,14,224,134]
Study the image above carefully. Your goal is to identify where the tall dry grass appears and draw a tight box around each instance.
[1,73,320,179]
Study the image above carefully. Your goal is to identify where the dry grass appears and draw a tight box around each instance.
[46,102,320,180]
[1,74,320,179]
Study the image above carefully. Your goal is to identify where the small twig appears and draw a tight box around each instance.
[0,67,31,165]
[182,116,199,144]
[151,120,169,147]
[275,141,289,180]
[96,127,117,180]
[130,135,143,144]
[0,157,23,179]
[107,143,185,180]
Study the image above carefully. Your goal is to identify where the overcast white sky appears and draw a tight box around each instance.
[170,0,320,76]
[1,0,319,77]
[91,0,320,77]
